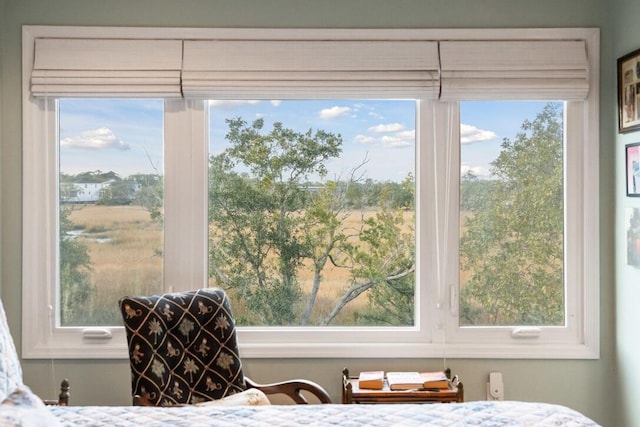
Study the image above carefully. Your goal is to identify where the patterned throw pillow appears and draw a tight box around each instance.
[193,388,270,407]
[119,288,246,406]
[0,300,23,403]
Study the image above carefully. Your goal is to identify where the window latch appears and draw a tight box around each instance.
[82,328,113,340]
[511,327,542,339]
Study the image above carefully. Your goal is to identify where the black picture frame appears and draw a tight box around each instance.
[626,142,640,196]
[618,48,640,133]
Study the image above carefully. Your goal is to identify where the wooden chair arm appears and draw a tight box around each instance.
[133,393,154,406]
[245,376,332,404]
[134,377,332,405]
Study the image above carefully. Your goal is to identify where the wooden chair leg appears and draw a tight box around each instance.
[58,379,70,406]
[43,379,70,406]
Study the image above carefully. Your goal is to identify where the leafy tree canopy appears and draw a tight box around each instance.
[208,117,416,327]
[460,103,564,326]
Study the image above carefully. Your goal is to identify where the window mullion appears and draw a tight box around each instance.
[423,101,461,341]
[163,99,209,292]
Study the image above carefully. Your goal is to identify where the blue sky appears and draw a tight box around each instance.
[209,100,416,182]
[460,100,551,178]
[58,99,552,182]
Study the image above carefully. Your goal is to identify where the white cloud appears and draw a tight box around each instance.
[60,127,130,150]
[381,132,414,148]
[319,106,351,119]
[369,122,405,133]
[354,134,376,144]
[395,130,415,140]
[461,163,492,179]
[461,123,497,144]
[355,128,415,148]
[270,100,282,106]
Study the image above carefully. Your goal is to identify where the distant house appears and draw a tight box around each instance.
[60,180,141,204]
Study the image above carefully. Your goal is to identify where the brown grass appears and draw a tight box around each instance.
[68,204,415,326]
[67,205,163,325]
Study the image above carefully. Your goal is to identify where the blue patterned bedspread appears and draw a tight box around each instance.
[44,401,600,427]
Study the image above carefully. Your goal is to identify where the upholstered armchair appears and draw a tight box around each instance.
[119,288,331,406]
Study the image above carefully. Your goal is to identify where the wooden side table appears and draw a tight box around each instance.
[341,368,464,404]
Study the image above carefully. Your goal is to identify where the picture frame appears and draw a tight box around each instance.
[626,207,640,268]
[626,142,640,196]
[618,48,640,133]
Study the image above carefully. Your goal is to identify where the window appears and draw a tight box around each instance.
[208,99,416,327]
[459,101,566,328]
[22,26,599,359]
[58,98,164,327]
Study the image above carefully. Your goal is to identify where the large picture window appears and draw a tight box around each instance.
[22,26,600,359]
[208,99,416,327]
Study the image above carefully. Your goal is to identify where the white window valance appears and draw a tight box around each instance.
[30,38,183,97]
[439,40,589,100]
[29,37,589,100]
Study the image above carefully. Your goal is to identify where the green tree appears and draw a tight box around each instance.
[209,118,417,327]
[98,181,136,205]
[460,171,497,212]
[208,118,341,325]
[73,170,119,183]
[59,206,94,325]
[297,179,349,325]
[59,182,80,202]
[325,174,415,326]
[460,103,564,326]
[131,174,164,223]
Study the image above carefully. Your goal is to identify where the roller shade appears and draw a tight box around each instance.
[439,40,589,100]
[182,40,440,99]
[31,38,183,97]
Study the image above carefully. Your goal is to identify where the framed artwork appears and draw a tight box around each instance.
[626,208,640,268]
[626,143,640,196]
[618,48,640,133]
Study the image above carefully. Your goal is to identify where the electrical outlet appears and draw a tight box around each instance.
[486,372,504,400]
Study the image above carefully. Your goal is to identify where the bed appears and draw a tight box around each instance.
[4,396,601,426]
[0,362,603,427]
[0,381,603,427]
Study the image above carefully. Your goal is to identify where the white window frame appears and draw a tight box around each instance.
[22,26,599,359]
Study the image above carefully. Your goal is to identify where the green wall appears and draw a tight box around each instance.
[612,0,640,426]
[0,1,620,425]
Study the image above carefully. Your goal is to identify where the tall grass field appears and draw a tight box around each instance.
[66,205,415,326]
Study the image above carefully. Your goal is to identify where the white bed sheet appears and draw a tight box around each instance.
[43,400,601,427]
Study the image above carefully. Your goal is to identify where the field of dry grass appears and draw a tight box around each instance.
[67,204,415,326]
[67,205,163,325]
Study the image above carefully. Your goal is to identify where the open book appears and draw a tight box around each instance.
[386,371,450,390]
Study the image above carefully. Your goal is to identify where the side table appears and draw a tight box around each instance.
[341,368,464,404]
